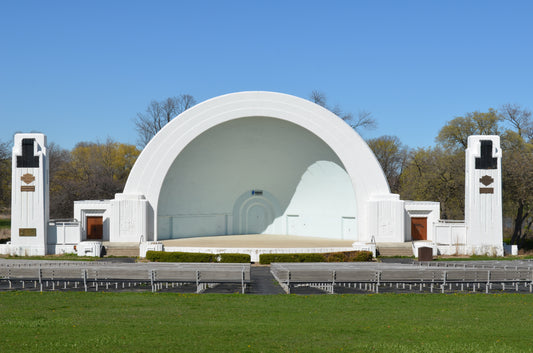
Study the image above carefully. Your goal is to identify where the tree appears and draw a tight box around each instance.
[500,103,533,140]
[50,140,140,218]
[309,90,377,131]
[48,143,72,219]
[135,94,196,147]
[432,106,533,245]
[501,136,533,246]
[436,109,502,149]
[0,140,11,211]
[367,135,408,194]
[400,147,465,219]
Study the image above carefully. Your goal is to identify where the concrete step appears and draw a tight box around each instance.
[102,243,139,257]
[377,242,414,257]
[377,248,414,257]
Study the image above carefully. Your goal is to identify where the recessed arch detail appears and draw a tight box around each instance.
[233,190,283,235]
[123,91,391,240]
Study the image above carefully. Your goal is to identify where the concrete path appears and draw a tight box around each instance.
[248,266,285,294]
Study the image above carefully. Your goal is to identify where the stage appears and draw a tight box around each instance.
[159,234,359,262]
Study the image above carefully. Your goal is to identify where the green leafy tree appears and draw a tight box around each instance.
[400,147,465,219]
[50,140,140,218]
[436,109,502,149]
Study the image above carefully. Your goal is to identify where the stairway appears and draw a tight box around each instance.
[102,242,139,257]
[376,242,413,257]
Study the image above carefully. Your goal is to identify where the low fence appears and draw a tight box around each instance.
[0,261,250,294]
[270,262,533,294]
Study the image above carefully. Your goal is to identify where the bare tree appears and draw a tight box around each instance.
[135,94,196,147]
[500,103,533,140]
[367,135,409,193]
[309,90,377,132]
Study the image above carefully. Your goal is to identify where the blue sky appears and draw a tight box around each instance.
[1,0,532,150]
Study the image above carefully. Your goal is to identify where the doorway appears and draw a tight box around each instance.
[233,190,281,234]
[411,217,427,241]
[86,216,103,240]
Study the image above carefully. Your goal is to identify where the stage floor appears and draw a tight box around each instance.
[161,234,355,249]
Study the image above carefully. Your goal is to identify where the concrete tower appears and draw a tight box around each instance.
[10,133,49,255]
[465,135,503,255]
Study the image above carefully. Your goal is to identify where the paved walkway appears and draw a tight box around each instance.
[249,266,285,294]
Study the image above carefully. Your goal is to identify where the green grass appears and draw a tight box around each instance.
[0,292,532,352]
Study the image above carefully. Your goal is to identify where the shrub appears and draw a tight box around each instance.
[218,253,251,263]
[259,253,324,264]
[146,251,216,263]
[349,251,373,262]
[259,251,373,264]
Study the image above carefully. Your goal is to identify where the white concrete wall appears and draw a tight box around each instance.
[47,220,80,245]
[157,117,357,240]
[110,194,149,242]
[435,221,467,245]
[404,201,440,242]
[73,201,112,241]
[367,195,405,242]
[124,92,391,242]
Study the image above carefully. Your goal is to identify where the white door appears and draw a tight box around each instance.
[287,215,299,235]
[342,217,356,239]
[246,204,269,234]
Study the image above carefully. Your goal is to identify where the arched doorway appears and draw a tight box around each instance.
[233,190,282,234]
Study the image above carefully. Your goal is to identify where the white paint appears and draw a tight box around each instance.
[435,221,467,245]
[74,195,149,243]
[437,245,504,257]
[367,195,404,242]
[10,96,507,258]
[110,194,149,242]
[465,136,503,251]
[404,201,440,242]
[73,200,111,241]
[139,241,163,257]
[163,246,356,263]
[10,134,48,255]
[124,92,391,241]
[76,241,102,257]
[156,116,359,240]
[503,244,518,256]
[412,241,438,257]
[351,241,377,257]
[47,220,80,246]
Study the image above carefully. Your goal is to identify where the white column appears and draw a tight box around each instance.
[465,136,503,250]
[10,134,49,255]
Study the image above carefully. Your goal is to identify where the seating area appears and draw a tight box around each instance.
[3,259,533,295]
[270,261,533,294]
[0,260,250,294]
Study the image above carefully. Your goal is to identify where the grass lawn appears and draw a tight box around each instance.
[0,292,532,352]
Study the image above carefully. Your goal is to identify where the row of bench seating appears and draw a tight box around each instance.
[270,262,533,294]
[0,262,250,293]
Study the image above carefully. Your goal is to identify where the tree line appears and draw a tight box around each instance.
[0,95,531,245]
